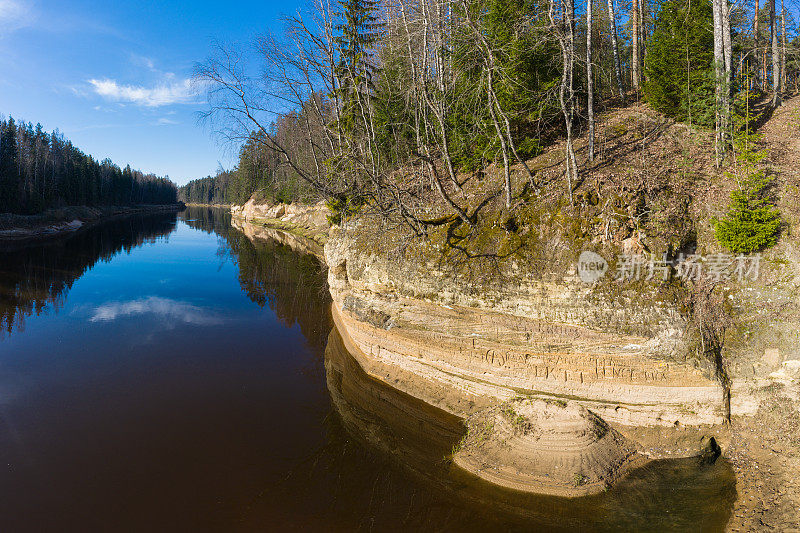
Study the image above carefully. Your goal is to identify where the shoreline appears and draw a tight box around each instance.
[184,202,231,208]
[230,202,729,498]
[230,216,326,260]
[0,204,184,247]
[229,200,329,249]
[229,204,797,520]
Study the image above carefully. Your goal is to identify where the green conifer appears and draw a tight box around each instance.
[644,0,716,127]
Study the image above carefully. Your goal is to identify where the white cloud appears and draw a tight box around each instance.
[155,117,179,125]
[0,0,31,32]
[90,297,224,325]
[88,77,197,107]
[130,53,156,71]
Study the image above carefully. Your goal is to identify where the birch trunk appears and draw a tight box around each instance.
[721,0,732,157]
[606,0,625,99]
[762,0,769,88]
[551,0,577,202]
[400,0,473,228]
[722,0,732,85]
[587,0,595,161]
[486,68,513,208]
[780,0,786,93]
[638,0,646,65]
[632,0,640,91]
[771,0,781,106]
[566,0,578,192]
[754,0,760,88]
[462,2,538,201]
[713,0,726,162]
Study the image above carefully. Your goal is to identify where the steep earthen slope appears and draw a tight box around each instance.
[722,97,800,533]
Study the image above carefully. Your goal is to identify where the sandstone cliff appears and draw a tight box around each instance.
[324,225,731,455]
[229,100,800,506]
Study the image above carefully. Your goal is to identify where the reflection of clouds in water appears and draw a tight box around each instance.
[90,297,224,325]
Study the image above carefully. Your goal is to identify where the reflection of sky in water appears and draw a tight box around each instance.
[88,296,225,326]
[1,222,275,354]
[0,211,338,531]
[0,220,309,395]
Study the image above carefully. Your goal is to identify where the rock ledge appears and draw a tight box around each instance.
[454,398,643,497]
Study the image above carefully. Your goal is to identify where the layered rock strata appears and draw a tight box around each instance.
[326,227,726,428]
[231,199,328,231]
[235,209,732,495]
[321,224,737,499]
[453,398,643,497]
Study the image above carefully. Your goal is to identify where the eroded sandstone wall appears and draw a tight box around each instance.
[231,199,329,230]
[325,227,728,434]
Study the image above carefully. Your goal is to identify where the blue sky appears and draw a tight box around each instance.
[0,0,296,185]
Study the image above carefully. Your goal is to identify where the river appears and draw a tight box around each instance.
[0,207,736,531]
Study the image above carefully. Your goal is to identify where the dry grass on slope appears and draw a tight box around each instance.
[354,101,731,286]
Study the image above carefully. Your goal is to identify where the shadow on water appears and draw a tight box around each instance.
[322,327,737,532]
[184,206,736,532]
[0,212,177,337]
[180,205,332,352]
[180,204,234,237]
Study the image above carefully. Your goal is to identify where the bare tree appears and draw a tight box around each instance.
[632,0,640,91]
[550,0,578,202]
[459,0,540,208]
[771,0,781,105]
[587,0,595,162]
[195,5,433,236]
[606,0,625,100]
[195,43,334,196]
[396,0,475,228]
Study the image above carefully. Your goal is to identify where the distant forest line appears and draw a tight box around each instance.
[0,116,178,215]
[178,128,321,207]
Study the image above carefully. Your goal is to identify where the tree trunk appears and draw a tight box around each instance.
[762,0,769,89]
[551,0,577,203]
[486,69,513,208]
[638,0,646,66]
[606,0,625,100]
[712,0,727,162]
[722,1,732,86]
[566,0,577,188]
[401,0,473,228]
[780,0,786,93]
[632,0,640,91]
[721,0,732,156]
[754,0,761,89]
[463,2,539,200]
[771,0,781,106]
[587,0,595,161]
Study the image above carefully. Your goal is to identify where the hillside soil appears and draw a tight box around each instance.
[724,96,800,533]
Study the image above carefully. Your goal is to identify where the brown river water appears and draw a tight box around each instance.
[0,207,735,531]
